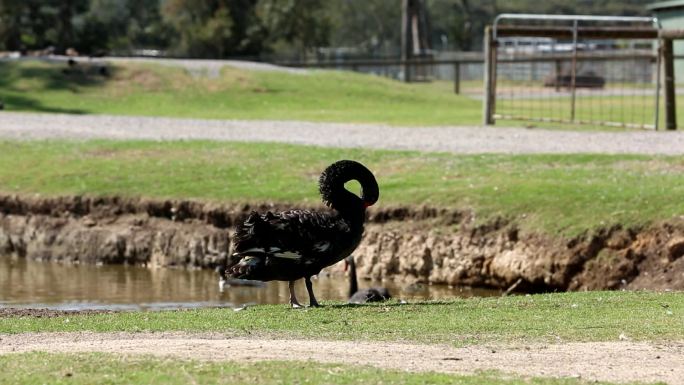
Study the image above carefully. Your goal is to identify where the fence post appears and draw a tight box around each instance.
[483,26,496,125]
[454,62,460,94]
[569,20,578,123]
[401,0,411,82]
[664,38,677,130]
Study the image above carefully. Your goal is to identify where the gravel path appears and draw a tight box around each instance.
[13,56,308,77]
[1,332,682,384]
[3,111,684,155]
[105,57,309,77]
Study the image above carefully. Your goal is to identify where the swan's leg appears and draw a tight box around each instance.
[289,280,303,308]
[304,276,320,307]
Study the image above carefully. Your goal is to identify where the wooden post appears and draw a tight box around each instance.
[664,38,677,130]
[401,0,411,82]
[569,20,578,122]
[454,62,460,94]
[483,26,496,125]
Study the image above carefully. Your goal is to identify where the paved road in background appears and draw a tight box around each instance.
[2,111,684,155]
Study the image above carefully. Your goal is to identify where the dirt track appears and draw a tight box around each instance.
[0,332,682,384]
[3,111,684,155]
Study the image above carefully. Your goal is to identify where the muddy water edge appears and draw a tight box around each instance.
[1,194,684,294]
[1,257,496,310]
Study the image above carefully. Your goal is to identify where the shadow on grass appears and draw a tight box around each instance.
[323,300,465,309]
[0,93,88,114]
[0,60,116,114]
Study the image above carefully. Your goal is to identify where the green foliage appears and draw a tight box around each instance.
[256,0,330,59]
[159,0,331,58]
[162,0,235,58]
[0,0,654,57]
[2,292,682,345]
[325,0,401,57]
[0,0,89,52]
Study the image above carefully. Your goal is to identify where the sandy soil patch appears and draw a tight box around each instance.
[0,332,682,384]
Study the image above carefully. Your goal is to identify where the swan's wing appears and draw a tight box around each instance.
[228,210,348,278]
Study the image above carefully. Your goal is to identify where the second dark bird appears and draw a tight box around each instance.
[344,256,391,304]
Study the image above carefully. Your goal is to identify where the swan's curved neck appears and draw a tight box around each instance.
[331,190,365,222]
[319,160,378,221]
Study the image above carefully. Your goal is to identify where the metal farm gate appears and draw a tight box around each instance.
[483,14,662,130]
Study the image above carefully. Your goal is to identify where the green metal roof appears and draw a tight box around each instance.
[647,0,684,11]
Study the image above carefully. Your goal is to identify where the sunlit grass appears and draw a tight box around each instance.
[2,60,679,131]
[2,292,682,345]
[0,60,481,126]
[0,353,633,385]
[1,140,683,235]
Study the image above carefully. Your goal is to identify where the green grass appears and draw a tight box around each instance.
[1,140,683,235]
[0,353,636,385]
[496,92,679,131]
[2,60,680,131]
[0,60,482,126]
[498,95,658,129]
[2,292,682,345]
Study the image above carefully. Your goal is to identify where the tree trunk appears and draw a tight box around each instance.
[57,0,75,54]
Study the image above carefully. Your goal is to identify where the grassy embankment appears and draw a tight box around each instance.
[0,140,683,235]
[0,60,672,130]
[0,353,642,385]
[0,60,481,126]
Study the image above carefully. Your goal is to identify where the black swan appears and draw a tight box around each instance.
[215,266,265,291]
[226,160,379,307]
[344,256,391,304]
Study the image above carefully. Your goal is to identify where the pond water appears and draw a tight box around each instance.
[0,257,499,310]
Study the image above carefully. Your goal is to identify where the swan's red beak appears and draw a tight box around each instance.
[363,201,372,208]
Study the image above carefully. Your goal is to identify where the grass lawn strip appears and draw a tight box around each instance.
[0,61,481,127]
[1,352,649,385]
[1,140,683,235]
[3,60,675,131]
[1,292,682,344]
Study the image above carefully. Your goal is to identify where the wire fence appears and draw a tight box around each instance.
[494,49,658,129]
[485,14,661,130]
[282,18,669,131]
[279,52,486,97]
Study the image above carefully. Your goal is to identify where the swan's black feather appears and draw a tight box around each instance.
[345,255,392,304]
[349,288,392,304]
[226,160,378,305]
[229,209,357,281]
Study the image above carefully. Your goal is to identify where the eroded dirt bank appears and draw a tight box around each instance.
[1,194,683,291]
